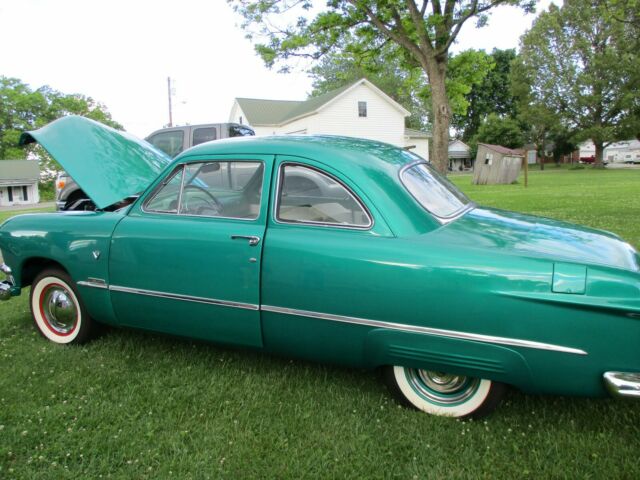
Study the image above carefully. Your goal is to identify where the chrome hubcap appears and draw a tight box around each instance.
[42,287,78,334]
[408,369,480,405]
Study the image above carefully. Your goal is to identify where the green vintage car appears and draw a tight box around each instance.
[1,116,639,418]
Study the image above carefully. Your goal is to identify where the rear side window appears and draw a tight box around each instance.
[192,127,217,146]
[147,131,184,157]
[276,164,371,228]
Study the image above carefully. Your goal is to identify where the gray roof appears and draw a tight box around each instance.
[236,83,354,126]
[0,160,39,181]
[404,128,431,138]
[479,143,524,156]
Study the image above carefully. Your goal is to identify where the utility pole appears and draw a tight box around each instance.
[167,76,173,127]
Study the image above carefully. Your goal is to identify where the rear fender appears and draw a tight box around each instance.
[363,329,533,389]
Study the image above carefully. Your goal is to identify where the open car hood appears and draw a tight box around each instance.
[20,116,171,209]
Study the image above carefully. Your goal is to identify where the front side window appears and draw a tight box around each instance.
[147,130,184,157]
[277,164,371,228]
[192,127,217,146]
[401,162,471,219]
[145,161,263,219]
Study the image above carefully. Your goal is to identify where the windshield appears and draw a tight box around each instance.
[401,162,472,219]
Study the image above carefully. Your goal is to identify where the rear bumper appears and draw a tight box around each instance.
[604,372,640,398]
[0,263,15,301]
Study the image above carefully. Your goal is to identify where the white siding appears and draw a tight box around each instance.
[405,138,429,161]
[0,183,39,206]
[243,83,408,149]
[308,83,406,146]
[228,102,245,125]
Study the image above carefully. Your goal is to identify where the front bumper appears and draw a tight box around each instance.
[0,263,15,301]
[604,372,640,398]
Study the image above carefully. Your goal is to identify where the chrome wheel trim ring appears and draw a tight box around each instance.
[406,369,481,405]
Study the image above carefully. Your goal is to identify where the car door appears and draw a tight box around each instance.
[108,154,273,347]
[260,156,395,365]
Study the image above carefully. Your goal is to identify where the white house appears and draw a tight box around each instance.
[229,78,430,161]
[0,160,40,207]
[577,139,640,163]
[448,139,472,171]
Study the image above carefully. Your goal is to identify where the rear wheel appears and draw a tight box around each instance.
[384,366,505,418]
[30,269,97,344]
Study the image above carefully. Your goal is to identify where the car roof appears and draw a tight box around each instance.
[175,135,421,180]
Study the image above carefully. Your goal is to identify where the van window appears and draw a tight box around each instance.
[147,131,184,157]
[192,127,217,146]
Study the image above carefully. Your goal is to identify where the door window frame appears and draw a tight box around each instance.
[273,161,374,230]
[140,158,269,223]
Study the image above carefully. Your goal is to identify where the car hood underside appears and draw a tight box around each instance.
[20,116,171,209]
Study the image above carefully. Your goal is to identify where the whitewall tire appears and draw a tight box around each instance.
[384,366,506,419]
[30,269,96,344]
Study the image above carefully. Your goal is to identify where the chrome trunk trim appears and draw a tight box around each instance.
[260,305,588,355]
[109,285,259,311]
[604,372,640,398]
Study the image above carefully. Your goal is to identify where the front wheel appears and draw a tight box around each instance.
[384,366,506,418]
[30,269,98,344]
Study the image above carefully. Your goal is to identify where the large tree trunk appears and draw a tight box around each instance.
[594,140,605,168]
[426,59,450,174]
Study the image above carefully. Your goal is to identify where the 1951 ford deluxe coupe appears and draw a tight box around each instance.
[1,116,639,418]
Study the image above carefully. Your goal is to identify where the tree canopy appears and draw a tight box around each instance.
[0,76,122,163]
[513,0,640,165]
[230,0,535,173]
[452,48,518,141]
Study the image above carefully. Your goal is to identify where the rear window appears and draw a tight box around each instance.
[401,162,471,219]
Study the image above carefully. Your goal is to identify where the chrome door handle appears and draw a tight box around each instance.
[230,235,261,246]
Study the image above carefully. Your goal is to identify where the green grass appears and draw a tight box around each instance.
[1,168,640,479]
[0,206,55,225]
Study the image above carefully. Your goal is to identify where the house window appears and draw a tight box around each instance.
[358,101,367,117]
[8,187,13,202]
[23,186,28,201]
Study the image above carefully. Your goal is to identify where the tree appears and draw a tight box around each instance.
[474,113,524,148]
[230,0,535,174]
[309,46,430,130]
[0,76,122,166]
[452,48,518,140]
[309,47,493,132]
[514,0,640,166]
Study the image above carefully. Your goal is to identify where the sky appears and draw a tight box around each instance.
[0,0,555,137]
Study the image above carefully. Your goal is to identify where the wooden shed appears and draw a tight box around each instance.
[473,144,524,185]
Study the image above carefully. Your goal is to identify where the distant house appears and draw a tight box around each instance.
[574,139,640,164]
[229,78,431,161]
[0,160,40,207]
[473,144,524,185]
[448,139,472,171]
[603,140,640,164]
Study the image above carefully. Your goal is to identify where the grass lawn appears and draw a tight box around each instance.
[1,169,639,479]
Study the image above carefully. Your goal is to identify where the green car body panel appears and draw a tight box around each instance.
[1,117,639,400]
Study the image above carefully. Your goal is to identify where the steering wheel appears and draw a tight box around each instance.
[182,184,223,215]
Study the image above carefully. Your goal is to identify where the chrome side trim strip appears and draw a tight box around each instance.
[77,279,108,290]
[260,305,588,356]
[109,285,259,311]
